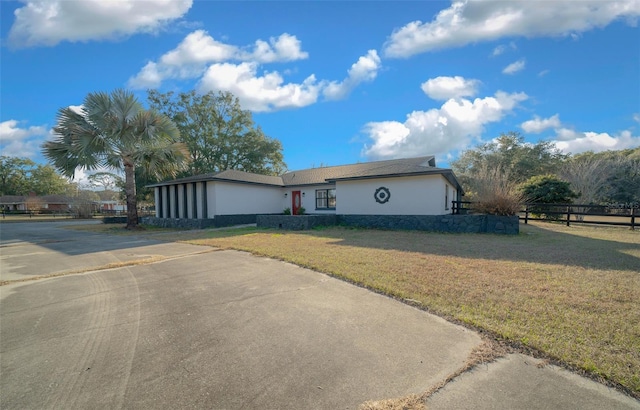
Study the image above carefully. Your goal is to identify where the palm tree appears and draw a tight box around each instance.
[43,89,188,229]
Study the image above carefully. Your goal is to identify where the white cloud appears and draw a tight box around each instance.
[127,62,164,89]
[554,127,583,141]
[383,0,640,58]
[553,129,640,154]
[520,114,561,133]
[128,30,309,89]
[362,90,528,160]
[538,69,550,77]
[68,105,84,115]
[502,59,525,75]
[8,0,192,48]
[161,30,238,67]
[421,76,480,100]
[492,45,507,56]
[0,120,49,158]
[323,50,381,100]
[198,62,321,112]
[129,30,380,112]
[491,41,517,56]
[519,114,640,154]
[633,113,640,123]
[248,33,309,63]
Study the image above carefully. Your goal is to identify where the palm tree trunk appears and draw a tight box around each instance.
[124,160,138,229]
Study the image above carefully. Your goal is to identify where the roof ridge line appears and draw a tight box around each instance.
[283,155,435,174]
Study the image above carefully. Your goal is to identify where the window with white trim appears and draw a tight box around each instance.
[316,189,336,209]
[445,185,449,210]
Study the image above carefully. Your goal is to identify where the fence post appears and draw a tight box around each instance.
[566,206,571,227]
[524,204,529,224]
[631,206,636,231]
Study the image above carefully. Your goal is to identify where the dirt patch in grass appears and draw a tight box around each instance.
[359,338,512,409]
[359,394,426,410]
[179,222,640,397]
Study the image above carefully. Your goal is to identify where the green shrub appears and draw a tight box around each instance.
[519,175,578,219]
[519,175,578,204]
[283,207,291,215]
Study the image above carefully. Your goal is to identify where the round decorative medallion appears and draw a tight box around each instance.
[374,187,391,204]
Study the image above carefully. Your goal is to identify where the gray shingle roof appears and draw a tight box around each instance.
[148,156,463,193]
[0,195,26,203]
[148,169,284,187]
[282,156,437,185]
[212,169,284,186]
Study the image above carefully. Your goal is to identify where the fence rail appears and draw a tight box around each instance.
[452,201,637,230]
[1,210,74,219]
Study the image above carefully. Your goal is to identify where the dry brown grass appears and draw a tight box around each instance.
[359,394,426,410]
[468,165,524,215]
[0,214,76,223]
[179,222,640,396]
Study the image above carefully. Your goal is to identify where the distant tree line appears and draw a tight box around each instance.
[451,132,640,208]
[0,156,70,196]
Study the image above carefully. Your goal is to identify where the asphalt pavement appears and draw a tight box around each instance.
[0,221,638,409]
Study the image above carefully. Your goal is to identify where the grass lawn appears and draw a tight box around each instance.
[178,222,640,397]
[0,214,76,223]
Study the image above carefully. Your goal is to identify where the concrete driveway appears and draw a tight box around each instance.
[1,222,638,409]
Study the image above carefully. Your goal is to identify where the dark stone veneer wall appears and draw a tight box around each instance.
[257,215,338,230]
[141,214,261,229]
[143,214,519,234]
[335,214,519,234]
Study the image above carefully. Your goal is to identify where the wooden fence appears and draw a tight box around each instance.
[452,201,637,230]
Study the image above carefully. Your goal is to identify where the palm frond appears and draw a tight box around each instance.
[43,106,112,178]
[42,89,186,183]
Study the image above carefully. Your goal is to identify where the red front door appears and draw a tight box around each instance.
[292,191,301,215]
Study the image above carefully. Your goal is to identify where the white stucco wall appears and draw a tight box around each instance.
[154,187,160,217]
[195,182,204,219]
[162,186,169,218]
[170,185,178,218]
[336,175,453,215]
[175,184,182,218]
[185,183,194,219]
[213,182,283,215]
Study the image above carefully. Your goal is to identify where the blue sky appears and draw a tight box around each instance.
[1,0,639,181]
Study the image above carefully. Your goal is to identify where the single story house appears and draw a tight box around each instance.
[146,156,466,229]
[0,194,73,212]
[97,200,126,213]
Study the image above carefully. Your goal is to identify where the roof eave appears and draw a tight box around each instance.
[213,177,284,188]
[147,176,284,188]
